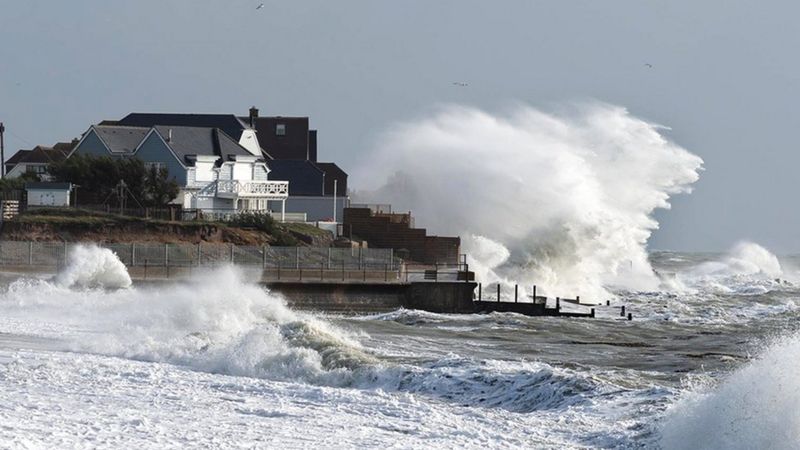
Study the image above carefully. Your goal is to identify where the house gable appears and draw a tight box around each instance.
[69,128,112,157]
[132,130,188,186]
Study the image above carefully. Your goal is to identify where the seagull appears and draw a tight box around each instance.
[256,3,265,9]
[644,63,653,69]
[452,82,469,87]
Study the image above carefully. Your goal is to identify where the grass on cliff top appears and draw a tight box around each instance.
[15,208,306,246]
[282,222,332,238]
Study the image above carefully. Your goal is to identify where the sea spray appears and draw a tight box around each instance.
[669,241,788,295]
[0,250,616,415]
[55,244,132,289]
[354,103,703,301]
[660,333,800,449]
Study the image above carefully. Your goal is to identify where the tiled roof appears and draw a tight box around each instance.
[93,126,150,153]
[120,113,251,142]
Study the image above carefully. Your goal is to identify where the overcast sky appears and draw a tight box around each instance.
[1,1,797,252]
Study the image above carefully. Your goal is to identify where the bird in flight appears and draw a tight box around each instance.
[256,3,265,9]
[452,82,469,87]
[644,63,653,69]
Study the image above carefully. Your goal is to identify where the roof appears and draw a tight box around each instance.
[119,113,251,142]
[25,182,72,191]
[93,126,150,153]
[313,162,347,179]
[6,145,70,166]
[152,126,255,164]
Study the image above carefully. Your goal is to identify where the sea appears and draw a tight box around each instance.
[0,245,798,449]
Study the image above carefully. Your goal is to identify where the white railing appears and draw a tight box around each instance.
[216,180,289,198]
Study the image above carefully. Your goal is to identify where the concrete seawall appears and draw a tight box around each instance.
[268,281,478,314]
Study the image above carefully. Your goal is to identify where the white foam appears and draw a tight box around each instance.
[55,244,132,289]
[353,103,703,302]
[661,334,800,449]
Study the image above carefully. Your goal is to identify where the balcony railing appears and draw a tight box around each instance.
[215,180,289,199]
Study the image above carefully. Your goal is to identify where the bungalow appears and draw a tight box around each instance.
[68,124,289,219]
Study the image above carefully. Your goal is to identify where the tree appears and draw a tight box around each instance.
[49,155,179,207]
[144,165,180,207]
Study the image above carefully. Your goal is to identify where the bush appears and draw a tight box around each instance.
[226,212,298,246]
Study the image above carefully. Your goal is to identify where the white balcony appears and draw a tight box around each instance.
[215,180,289,199]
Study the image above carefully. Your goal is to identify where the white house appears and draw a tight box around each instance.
[68,124,288,219]
[25,182,73,207]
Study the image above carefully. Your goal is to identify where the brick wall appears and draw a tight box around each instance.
[343,208,460,264]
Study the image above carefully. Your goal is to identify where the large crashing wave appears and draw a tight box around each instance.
[353,104,703,302]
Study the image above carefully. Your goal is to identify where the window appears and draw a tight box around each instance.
[276,124,286,136]
[145,162,166,171]
[26,165,47,174]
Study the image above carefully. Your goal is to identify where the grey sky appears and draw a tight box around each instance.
[1,1,797,252]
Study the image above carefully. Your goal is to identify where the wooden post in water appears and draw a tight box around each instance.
[591,308,595,318]
[514,284,518,303]
[627,313,633,321]
[606,300,610,306]
[533,285,537,303]
[556,297,561,312]
[576,295,580,303]
[620,305,626,317]
[497,284,501,302]
[478,283,482,301]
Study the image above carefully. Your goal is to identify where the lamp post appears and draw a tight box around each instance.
[333,179,338,223]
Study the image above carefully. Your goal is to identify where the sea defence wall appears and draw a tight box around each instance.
[269,281,477,314]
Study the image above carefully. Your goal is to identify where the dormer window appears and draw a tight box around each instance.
[276,124,286,136]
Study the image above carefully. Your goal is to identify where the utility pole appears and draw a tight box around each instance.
[0,122,5,179]
[333,179,338,223]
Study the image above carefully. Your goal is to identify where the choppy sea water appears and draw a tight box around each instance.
[0,246,799,449]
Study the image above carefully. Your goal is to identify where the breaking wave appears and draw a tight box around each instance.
[660,333,800,449]
[354,103,703,303]
[55,244,132,289]
[0,247,606,414]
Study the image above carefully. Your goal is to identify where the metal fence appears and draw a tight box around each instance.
[0,241,399,270]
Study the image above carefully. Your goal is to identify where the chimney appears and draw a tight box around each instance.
[249,106,259,128]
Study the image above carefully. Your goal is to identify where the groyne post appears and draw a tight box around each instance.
[556,297,561,312]
[478,283,482,301]
[533,285,537,303]
[591,308,595,318]
[497,284,501,302]
[515,284,518,303]
[627,313,633,321]
[620,305,626,317]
